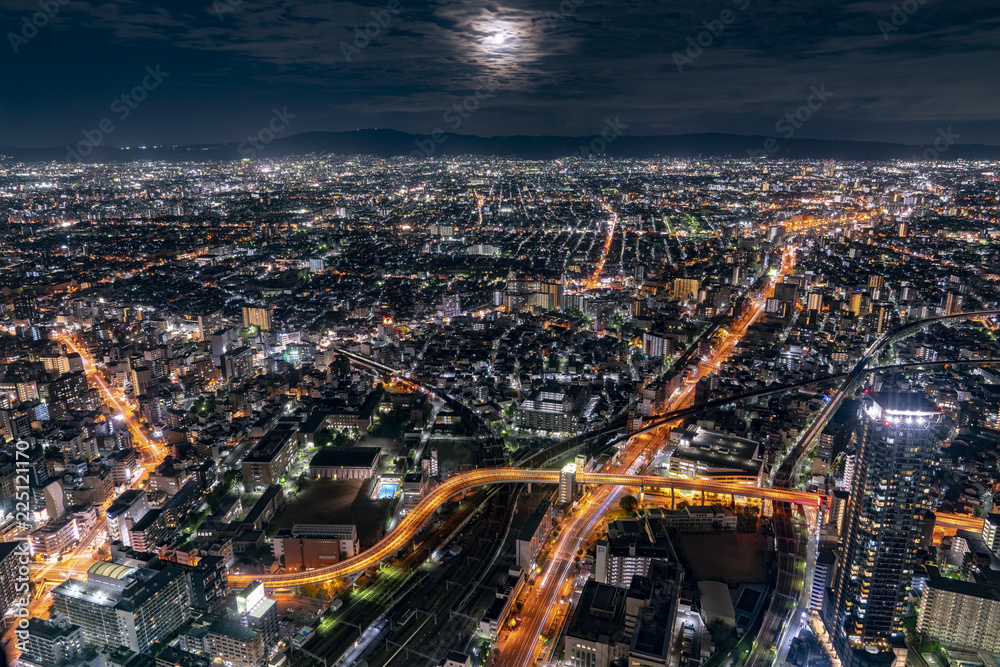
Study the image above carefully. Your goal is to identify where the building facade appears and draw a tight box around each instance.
[52,561,192,653]
[515,500,552,570]
[830,392,942,650]
[917,567,1000,652]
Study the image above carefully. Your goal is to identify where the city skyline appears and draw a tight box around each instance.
[4,154,1000,667]
[4,1,1000,665]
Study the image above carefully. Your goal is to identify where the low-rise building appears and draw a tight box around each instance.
[309,446,381,480]
[154,647,212,667]
[664,424,764,484]
[514,383,591,433]
[106,489,150,548]
[19,613,87,667]
[127,509,171,553]
[0,541,30,619]
[563,580,627,667]
[232,582,280,650]
[645,505,736,532]
[273,523,359,569]
[479,570,524,640]
[440,652,472,667]
[595,516,678,587]
[205,618,266,667]
[401,471,429,514]
[29,515,81,557]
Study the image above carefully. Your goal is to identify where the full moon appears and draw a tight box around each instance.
[491,33,505,45]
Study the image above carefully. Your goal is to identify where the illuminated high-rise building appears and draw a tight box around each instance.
[672,278,699,301]
[52,561,191,652]
[807,292,824,312]
[830,391,942,663]
[944,292,962,316]
[242,306,273,331]
[559,463,576,505]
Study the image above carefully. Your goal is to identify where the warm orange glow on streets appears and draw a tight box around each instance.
[585,204,617,289]
[15,330,173,645]
[228,467,825,590]
[495,245,799,665]
[935,512,983,532]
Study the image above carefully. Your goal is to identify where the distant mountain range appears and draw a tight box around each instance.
[4,128,1000,163]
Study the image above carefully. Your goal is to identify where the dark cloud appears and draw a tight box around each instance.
[2,0,998,147]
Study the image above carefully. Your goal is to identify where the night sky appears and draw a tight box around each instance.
[3,0,999,148]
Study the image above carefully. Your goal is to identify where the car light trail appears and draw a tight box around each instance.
[229,467,826,589]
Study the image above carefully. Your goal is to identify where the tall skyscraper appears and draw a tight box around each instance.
[830,391,943,660]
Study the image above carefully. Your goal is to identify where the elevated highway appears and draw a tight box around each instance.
[935,512,984,533]
[229,468,825,590]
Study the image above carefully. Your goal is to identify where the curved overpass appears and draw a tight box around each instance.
[307,315,997,604]
[229,468,825,590]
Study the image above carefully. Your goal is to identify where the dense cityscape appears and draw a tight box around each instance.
[1,153,999,667]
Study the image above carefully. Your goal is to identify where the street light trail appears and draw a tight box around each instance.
[228,468,825,589]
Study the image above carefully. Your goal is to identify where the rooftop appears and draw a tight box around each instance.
[309,445,382,469]
[517,500,550,542]
[208,617,259,643]
[668,424,762,476]
[866,391,942,415]
[88,561,136,581]
[565,579,627,643]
